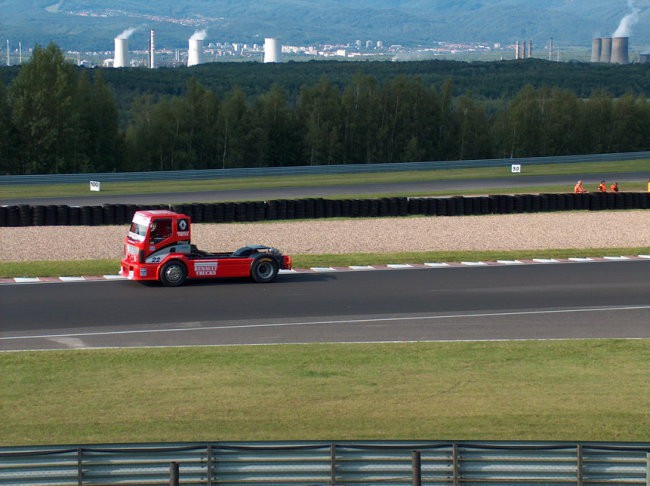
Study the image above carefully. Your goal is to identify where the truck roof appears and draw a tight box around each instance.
[134,210,185,219]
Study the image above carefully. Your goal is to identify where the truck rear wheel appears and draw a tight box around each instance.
[160,261,187,287]
[251,257,279,283]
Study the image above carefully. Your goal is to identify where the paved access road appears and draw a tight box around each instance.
[2,172,646,206]
[1,261,649,351]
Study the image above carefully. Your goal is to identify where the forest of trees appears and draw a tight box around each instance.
[1,43,650,175]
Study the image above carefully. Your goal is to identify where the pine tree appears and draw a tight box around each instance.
[9,43,80,174]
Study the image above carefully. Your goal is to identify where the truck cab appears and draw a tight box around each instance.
[120,210,291,286]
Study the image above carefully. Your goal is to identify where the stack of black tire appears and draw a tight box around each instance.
[0,193,648,227]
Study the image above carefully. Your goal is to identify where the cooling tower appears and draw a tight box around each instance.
[188,38,202,67]
[640,53,650,64]
[114,37,128,68]
[591,38,602,62]
[610,36,629,64]
[600,37,612,63]
[264,38,281,63]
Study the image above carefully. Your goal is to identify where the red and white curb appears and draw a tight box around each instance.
[286,255,650,273]
[1,255,649,284]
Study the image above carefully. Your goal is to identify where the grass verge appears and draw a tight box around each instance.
[2,247,650,277]
[2,340,649,445]
[2,159,648,199]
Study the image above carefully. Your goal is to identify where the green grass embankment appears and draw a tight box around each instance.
[2,340,649,445]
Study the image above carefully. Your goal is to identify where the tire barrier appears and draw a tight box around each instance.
[31,205,45,226]
[1,193,648,227]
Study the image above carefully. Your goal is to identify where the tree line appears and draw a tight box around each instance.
[1,43,650,175]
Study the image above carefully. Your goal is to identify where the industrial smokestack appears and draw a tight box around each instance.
[591,38,602,62]
[515,41,520,59]
[264,38,282,63]
[611,36,629,64]
[188,30,206,67]
[527,40,532,58]
[600,37,612,63]
[149,30,155,69]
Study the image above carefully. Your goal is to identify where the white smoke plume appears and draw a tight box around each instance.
[116,28,137,40]
[190,30,208,41]
[613,0,640,37]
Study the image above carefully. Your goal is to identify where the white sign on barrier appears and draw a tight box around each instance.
[511,164,521,174]
[90,181,101,192]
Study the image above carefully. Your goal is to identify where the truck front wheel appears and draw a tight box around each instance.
[251,257,279,283]
[160,261,187,287]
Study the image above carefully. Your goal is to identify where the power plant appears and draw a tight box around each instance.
[601,37,613,62]
[591,3,638,65]
[187,38,202,66]
[610,36,629,64]
[113,28,135,68]
[113,37,128,67]
[264,38,281,63]
[187,30,207,67]
[591,38,601,62]
[591,36,629,64]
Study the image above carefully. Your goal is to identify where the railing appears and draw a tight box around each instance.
[1,441,649,485]
[1,151,649,185]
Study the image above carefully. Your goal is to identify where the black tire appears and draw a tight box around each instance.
[250,257,279,283]
[160,261,187,287]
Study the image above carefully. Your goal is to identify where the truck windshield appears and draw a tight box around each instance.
[128,222,148,241]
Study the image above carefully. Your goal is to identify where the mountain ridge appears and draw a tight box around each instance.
[1,0,649,51]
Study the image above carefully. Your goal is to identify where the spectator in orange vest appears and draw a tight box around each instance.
[574,180,587,193]
[609,182,619,192]
[598,180,607,192]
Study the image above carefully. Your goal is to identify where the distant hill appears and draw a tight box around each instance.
[1,0,650,51]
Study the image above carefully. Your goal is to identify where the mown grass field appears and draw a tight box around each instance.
[2,340,649,445]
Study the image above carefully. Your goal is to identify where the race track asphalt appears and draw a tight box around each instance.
[2,261,649,351]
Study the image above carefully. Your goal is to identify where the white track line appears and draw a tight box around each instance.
[3,305,650,342]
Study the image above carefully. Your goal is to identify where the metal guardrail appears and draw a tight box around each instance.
[0,441,648,485]
[1,152,649,185]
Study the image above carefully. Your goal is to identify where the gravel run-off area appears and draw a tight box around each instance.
[1,211,649,262]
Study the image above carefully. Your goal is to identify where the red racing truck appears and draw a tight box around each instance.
[120,210,292,286]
